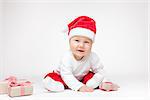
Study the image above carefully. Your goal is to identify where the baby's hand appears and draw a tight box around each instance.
[99,82,120,92]
[78,85,94,92]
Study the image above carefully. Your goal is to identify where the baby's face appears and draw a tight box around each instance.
[69,36,93,60]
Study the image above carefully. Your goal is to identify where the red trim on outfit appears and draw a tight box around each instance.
[44,71,95,89]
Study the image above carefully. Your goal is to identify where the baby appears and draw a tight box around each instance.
[43,16,119,92]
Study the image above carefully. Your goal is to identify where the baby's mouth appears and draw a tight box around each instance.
[77,50,84,52]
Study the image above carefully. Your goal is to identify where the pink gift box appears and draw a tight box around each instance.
[0,76,17,94]
[8,81,33,97]
[0,81,8,94]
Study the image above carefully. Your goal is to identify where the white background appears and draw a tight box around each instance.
[0,0,149,99]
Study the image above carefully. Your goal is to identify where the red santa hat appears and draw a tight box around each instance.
[67,16,96,42]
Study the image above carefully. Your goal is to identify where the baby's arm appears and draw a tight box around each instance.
[86,52,120,91]
[60,65,94,92]
[60,64,85,91]
[86,52,105,88]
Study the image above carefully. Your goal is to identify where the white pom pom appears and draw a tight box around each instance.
[62,25,68,33]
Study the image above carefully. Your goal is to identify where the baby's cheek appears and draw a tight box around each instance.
[84,46,90,50]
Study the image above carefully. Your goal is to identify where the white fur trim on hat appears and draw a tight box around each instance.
[69,27,95,41]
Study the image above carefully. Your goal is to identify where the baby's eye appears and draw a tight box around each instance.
[84,41,89,44]
[75,40,79,42]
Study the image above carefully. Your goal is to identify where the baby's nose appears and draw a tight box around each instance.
[79,42,84,47]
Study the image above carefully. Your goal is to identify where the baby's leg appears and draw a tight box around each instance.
[43,77,64,92]
[43,72,65,92]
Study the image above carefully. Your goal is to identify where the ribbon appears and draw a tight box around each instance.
[9,81,31,87]
[4,76,17,85]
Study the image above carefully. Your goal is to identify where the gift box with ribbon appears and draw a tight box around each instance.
[0,76,17,94]
[99,82,113,91]
[8,81,33,97]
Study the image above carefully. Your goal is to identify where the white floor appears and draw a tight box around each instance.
[0,75,149,100]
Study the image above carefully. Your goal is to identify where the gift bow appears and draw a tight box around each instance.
[9,81,31,87]
[5,76,17,83]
